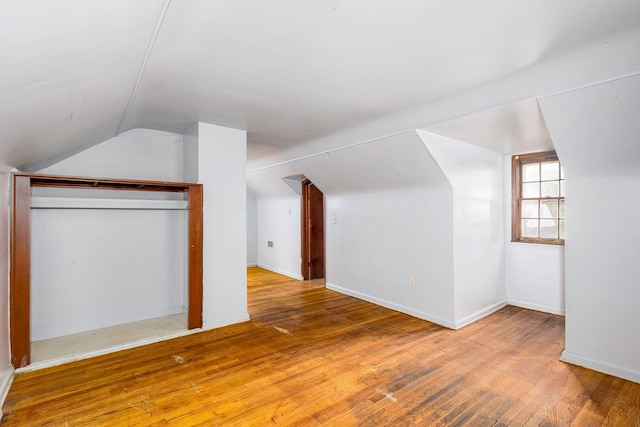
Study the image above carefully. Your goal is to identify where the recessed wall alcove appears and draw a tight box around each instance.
[10,173,203,368]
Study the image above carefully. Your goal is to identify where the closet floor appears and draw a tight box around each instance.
[31,313,187,364]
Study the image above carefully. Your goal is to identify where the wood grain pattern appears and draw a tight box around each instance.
[188,184,204,329]
[3,267,640,425]
[10,174,31,367]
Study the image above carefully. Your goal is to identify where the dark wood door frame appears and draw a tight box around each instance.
[10,173,204,368]
[301,180,325,280]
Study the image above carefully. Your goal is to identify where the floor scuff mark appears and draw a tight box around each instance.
[128,401,151,415]
[375,387,398,402]
[274,326,292,335]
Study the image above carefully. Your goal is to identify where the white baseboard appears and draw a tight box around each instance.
[508,299,565,316]
[247,263,257,268]
[326,282,456,329]
[0,366,15,421]
[257,264,303,281]
[454,300,508,329]
[203,313,251,330]
[561,350,640,384]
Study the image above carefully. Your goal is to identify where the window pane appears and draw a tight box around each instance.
[523,163,539,182]
[541,200,558,218]
[541,161,559,181]
[521,200,539,218]
[513,152,564,244]
[522,219,539,237]
[523,182,540,198]
[540,219,558,238]
[541,181,559,197]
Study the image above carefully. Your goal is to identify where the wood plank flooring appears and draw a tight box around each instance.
[2,267,640,426]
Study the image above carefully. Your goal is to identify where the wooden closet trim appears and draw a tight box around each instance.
[10,173,204,367]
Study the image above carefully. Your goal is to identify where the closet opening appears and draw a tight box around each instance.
[10,173,203,368]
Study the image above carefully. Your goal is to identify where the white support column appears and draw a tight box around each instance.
[187,122,249,328]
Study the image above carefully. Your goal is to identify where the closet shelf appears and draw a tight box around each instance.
[30,197,188,210]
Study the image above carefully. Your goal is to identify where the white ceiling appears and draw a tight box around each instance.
[2,0,640,171]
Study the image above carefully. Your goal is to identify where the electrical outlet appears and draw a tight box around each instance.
[267,241,274,248]
[409,277,415,288]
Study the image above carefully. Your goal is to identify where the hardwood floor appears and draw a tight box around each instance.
[3,267,640,426]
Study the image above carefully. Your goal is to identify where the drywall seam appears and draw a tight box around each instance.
[326,282,457,329]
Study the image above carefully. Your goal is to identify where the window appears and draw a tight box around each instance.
[512,151,565,244]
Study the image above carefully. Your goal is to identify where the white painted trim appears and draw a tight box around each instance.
[31,306,185,341]
[561,350,640,385]
[116,0,173,134]
[202,313,250,330]
[18,328,203,373]
[247,130,412,174]
[257,264,303,281]
[31,197,188,210]
[326,282,457,329]
[454,301,508,329]
[0,366,15,421]
[247,263,257,267]
[508,299,565,316]
[539,70,640,99]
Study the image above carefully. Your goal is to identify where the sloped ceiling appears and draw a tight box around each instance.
[2,0,640,171]
[246,130,444,198]
[422,98,554,155]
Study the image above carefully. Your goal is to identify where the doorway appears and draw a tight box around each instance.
[301,180,325,280]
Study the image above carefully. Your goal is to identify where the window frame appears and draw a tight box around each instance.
[511,151,565,245]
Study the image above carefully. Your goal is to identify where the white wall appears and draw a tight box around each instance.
[506,243,565,315]
[539,73,640,383]
[42,128,184,182]
[420,132,507,327]
[0,169,12,415]
[195,123,249,329]
[325,187,455,327]
[257,197,302,279]
[32,128,187,340]
[246,192,258,266]
[248,131,458,327]
[503,153,565,315]
[30,208,185,340]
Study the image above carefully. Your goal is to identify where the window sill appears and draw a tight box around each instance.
[511,238,564,246]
